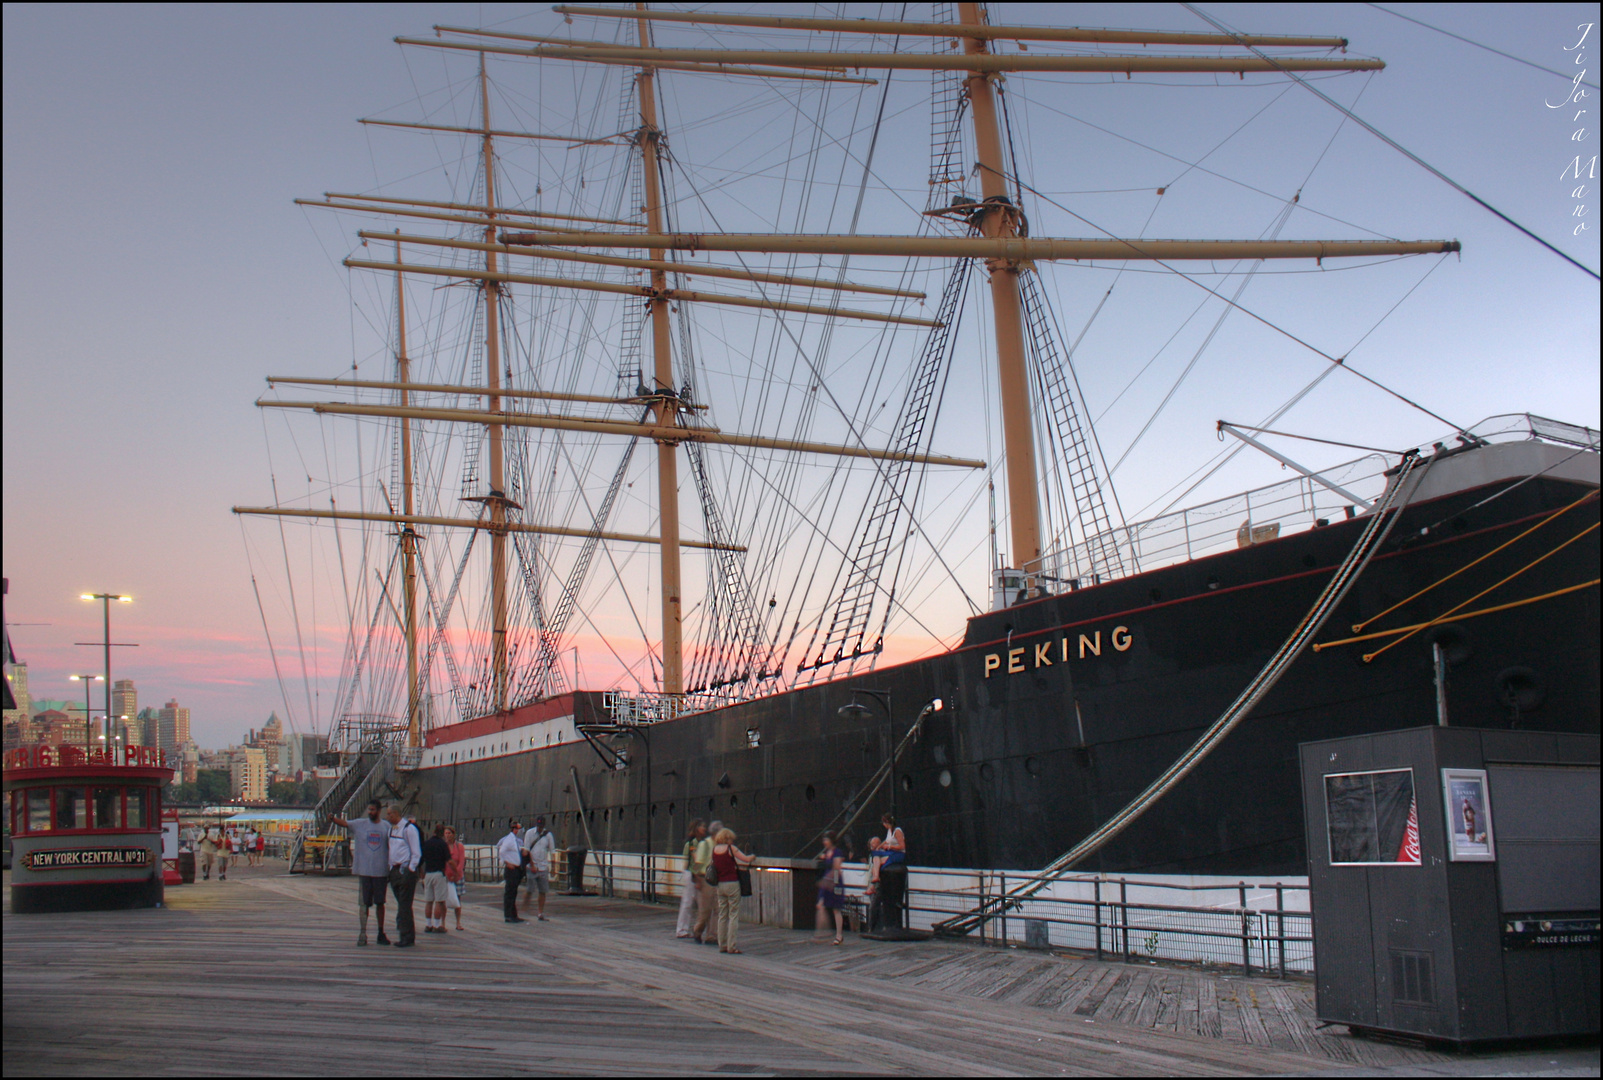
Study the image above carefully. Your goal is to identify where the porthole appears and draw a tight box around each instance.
[901,774,913,792]
[979,762,995,782]
[1025,756,1041,777]
[938,769,952,788]
[668,802,676,816]
[729,794,739,807]
[1149,587,1162,602]
[805,784,816,802]
[708,797,716,812]
[650,804,658,817]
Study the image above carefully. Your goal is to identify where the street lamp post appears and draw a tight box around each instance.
[837,689,894,823]
[68,674,104,753]
[80,593,132,752]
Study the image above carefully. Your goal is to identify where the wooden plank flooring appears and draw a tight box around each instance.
[3,865,1459,1076]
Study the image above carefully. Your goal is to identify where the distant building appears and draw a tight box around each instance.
[3,660,30,727]
[180,741,200,783]
[157,699,191,758]
[289,732,329,778]
[228,747,268,802]
[29,709,86,748]
[135,706,159,748]
[111,679,137,742]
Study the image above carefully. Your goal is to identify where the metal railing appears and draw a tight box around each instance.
[1035,412,1597,592]
[457,845,1314,975]
[900,866,1312,976]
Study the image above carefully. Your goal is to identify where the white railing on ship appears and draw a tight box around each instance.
[1040,453,1392,586]
[1040,413,1598,588]
[603,690,733,724]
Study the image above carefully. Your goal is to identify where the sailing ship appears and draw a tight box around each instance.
[239,5,1600,879]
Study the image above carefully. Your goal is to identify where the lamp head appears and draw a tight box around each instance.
[80,594,95,601]
[836,702,871,720]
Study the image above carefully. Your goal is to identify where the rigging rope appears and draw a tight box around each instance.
[936,451,1426,936]
[1184,2,1601,282]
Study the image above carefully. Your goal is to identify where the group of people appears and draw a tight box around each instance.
[331,800,467,947]
[497,817,557,924]
[191,824,269,880]
[815,813,908,942]
[330,801,912,952]
[675,819,758,953]
[673,813,908,950]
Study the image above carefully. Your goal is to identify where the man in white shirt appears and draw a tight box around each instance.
[497,821,526,924]
[384,806,422,947]
[520,816,557,921]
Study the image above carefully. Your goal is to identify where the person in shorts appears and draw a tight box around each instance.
[332,800,391,945]
[521,816,557,921]
[197,826,222,880]
[419,823,454,934]
[443,826,466,931]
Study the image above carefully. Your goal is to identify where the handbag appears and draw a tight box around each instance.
[703,862,720,888]
[737,866,753,897]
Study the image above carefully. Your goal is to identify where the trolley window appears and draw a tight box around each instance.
[93,787,123,831]
[26,788,51,833]
[1325,768,1419,865]
[55,787,88,831]
[126,788,151,830]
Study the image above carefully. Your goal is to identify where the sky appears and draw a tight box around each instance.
[4,3,1598,749]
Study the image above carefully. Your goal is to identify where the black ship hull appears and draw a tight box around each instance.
[408,468,1599,876]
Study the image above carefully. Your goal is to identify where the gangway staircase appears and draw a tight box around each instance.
[288,744,391,874]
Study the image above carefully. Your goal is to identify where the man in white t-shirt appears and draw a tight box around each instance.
[521,817,557,921]
[497,822,526,924]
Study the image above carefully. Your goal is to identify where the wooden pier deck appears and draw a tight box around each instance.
[2,866,1588,1076]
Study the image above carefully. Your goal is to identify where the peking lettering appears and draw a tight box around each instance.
[984,625,1132,678]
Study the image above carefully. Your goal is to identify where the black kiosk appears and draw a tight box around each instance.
[1300,727,1598,1043]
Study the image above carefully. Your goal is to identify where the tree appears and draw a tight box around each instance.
[300,777,322,804]
[195,769,231,804]
[267,779,301,805]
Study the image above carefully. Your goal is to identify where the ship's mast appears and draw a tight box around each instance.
[394,237,422,748]
[958,2,1040,586]
[635,4,684,697]
[479,56,512,714]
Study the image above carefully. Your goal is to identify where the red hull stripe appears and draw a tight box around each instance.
[426,694,576,748]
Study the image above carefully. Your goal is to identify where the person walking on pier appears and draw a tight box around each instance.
[385,805,422,947]
[498,821,526,924]
[521,816,556,921]
[691,819,721,944]
[443,826,466,931]
[197,827,222,881]
[815,832,846,945]
[676,819,706,938]
[420,824,453,934]
[332,800,391,946]
[711,828,756,954]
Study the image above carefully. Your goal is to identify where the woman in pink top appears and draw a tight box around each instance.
[443,826,467,930]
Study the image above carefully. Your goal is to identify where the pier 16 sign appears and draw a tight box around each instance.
[24,848,152,870]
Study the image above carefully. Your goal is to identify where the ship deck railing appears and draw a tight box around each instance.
[1037,412,1599,589]
[454,844,1312,976]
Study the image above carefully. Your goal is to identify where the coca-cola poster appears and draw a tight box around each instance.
[1442,769,1496,862]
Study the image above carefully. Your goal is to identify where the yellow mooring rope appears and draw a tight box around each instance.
[1351,487,1598,634]
[1312,578,1600,654]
